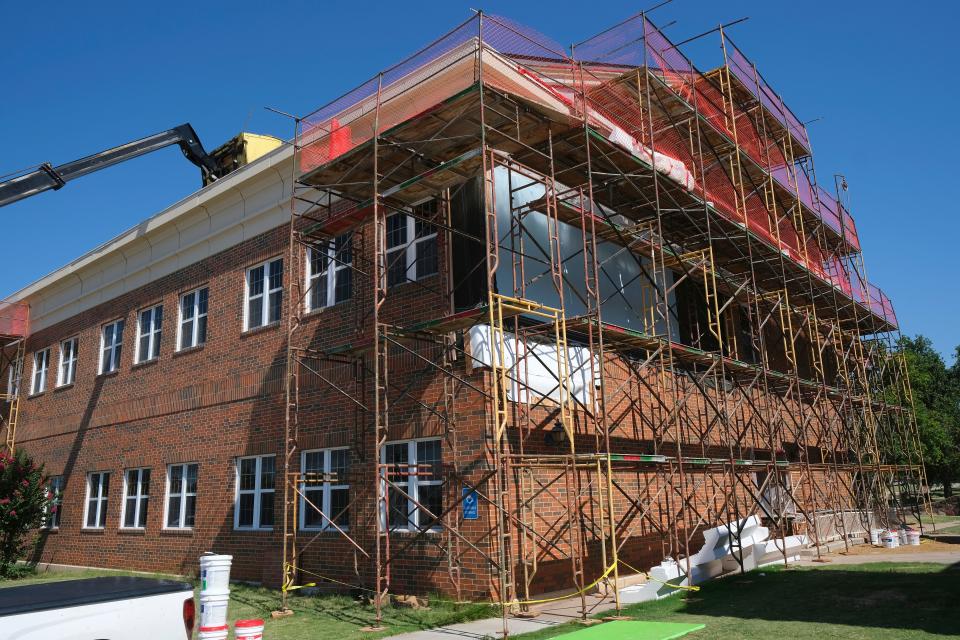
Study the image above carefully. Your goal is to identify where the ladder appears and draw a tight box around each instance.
[2,339,25,453]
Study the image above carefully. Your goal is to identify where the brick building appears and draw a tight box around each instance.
[0,12,926,614]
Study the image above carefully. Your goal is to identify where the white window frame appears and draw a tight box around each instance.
[6,353,22,398]
[120,467,151,530]
[164,463,198,530]
[30,348,50,395]
[83,471,110,530]
[244,258,283,331]
[234,455,276,530]
[135,304,163,364]
[44,475,64,529]
[99,319,125,374]
[57,337,78,387]
[381,438,442,532]
[299,448,350,531]
[386,212,438,288]
[177,287,208,351]
[306,234,353,311]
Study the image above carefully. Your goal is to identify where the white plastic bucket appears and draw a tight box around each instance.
[907,530,921,546]
[235,618,265,640]
[200,553,233,595]
[199,592,230,628]
[880,530,898,549]
[898,528,909,545]
[870,529,882,545]
[198,625,229,640]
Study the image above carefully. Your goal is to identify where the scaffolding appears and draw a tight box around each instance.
[277,11,930,633]
[0,300,29,453]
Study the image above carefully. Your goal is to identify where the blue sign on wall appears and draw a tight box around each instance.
[462,487,479,520]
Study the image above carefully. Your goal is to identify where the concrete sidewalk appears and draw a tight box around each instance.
[383,594,617,640]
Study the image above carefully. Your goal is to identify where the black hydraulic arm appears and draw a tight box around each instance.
[0,124,220,208]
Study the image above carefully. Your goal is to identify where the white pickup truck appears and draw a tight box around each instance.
[0,576,195,639]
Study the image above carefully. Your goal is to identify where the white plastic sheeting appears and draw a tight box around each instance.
[619,516,807,604]
[468,324,597,407]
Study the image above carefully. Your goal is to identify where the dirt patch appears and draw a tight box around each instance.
[838,539,958,557]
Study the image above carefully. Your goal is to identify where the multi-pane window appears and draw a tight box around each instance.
[30,348,50,395]
[84,471,110,529]
[385,207,438,288]
[178,287,208,350]
[383,439,442,531]
[45,475,64,529]
[165,463,198,529]
[57,337,78,387]
[135,305,163,363]
[235,455,275,529]
[245,258,283,330]
[99,319,124,374]
[300,448,350,531]
[307,233,353,311]
[121,468,151,529]
[6,354,21,398]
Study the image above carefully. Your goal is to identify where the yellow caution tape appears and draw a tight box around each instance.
[618,559,701,592]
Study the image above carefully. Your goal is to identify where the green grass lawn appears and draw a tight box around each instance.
[517,563,960,640]
[1,567,495,639]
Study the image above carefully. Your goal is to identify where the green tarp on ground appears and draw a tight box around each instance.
[554,620,705,640]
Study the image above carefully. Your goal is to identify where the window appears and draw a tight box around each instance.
[121,468,151,529]
[382,439,442,531]
[99,319,124,374]
[307,233,353,311]
[30,348,50,395]
[245,258,283,330]
[6,353,21,398]
[45,476,64,529]
[135,305,163,363]
[57,337,78,387]
[386,209,438,287]
[178,287,208,350]
[235,455,275,529]
[165,463,198,529]
[84,471,110,529]
[300,448,350,531]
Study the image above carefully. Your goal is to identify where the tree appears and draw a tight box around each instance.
[0,448,50,576]
[898,335,960,498]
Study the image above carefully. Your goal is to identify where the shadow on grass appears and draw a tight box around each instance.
[654,562,960,636]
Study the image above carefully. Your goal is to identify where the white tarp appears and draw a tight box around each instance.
[468,324,597,407]
[619,515,807,604]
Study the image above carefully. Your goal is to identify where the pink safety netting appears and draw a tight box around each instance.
[0,301,28,337]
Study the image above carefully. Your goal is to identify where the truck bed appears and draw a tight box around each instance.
[0,576,194,617]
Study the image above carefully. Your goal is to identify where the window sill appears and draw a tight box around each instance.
[27,391,45,400]
[173,344,205,358]
[97,370,121,379]
[53,383,74,393]
[388,527,442,536]
[131,358,159,370]
[160,527,195,536]
[81,527,106,534]
[233,527,275,533]
[118,527,147,535]
[39,527,59,534]
[241,322,281,337]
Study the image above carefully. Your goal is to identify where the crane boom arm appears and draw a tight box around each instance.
[0,124,220,208]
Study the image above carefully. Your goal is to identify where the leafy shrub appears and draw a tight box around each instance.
[0,449,50,577]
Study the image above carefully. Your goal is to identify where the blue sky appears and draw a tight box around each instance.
[3,1,957,357]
